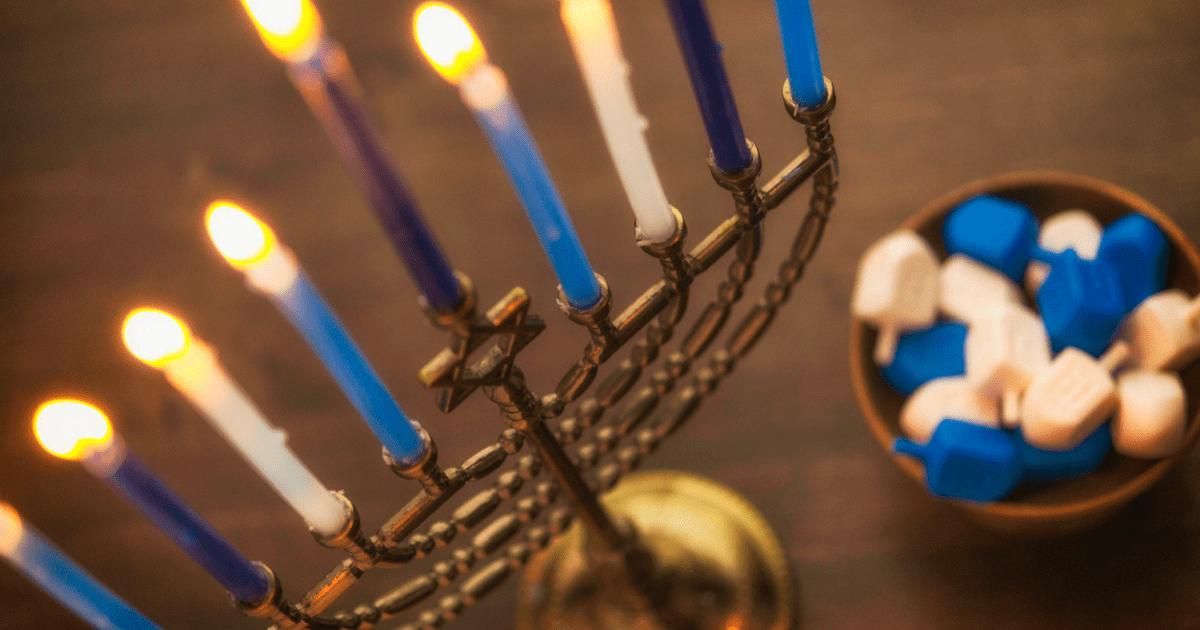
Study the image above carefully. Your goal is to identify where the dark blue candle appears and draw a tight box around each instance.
[105,453,270,603]
[240,0,461,309]
[286,39,462,311]
[35,399,270,604]
[772,0,827,108]
[664,0,753,173]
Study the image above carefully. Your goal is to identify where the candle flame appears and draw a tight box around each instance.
[206,202,275,266]
[123,309,191,367]
[34,399,114,461]
[241,0,323,62]
[414,3,486,82]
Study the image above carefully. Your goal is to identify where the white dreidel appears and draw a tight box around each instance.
[900,376,1002,442]
[1024,209,1103,296]
[938,254,1024,325]
[1112,369,1187,459]
[1120,289,1200,371]
[965,303,1052,426]
[852,230,940,366]
[1019,341,1130,451]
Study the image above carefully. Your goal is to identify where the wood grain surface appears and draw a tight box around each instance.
[1,0,1198,628]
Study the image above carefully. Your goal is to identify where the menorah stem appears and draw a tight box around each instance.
[484,367,627,552]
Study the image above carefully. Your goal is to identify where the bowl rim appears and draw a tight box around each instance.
[850,170,1200,523]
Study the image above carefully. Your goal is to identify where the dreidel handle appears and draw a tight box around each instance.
[875,324,900,366]
[892,437,927,462]
[1098,340,1131,372]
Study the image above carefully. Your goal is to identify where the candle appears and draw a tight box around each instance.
[121,308,349,536]
[663,0,753,173]
[204,203,427,464]
[1,503,164,630]
[238,0,461,310]
[33,400,270,603]
[413,3,604,310]
[771,0,827,108]
[559,0,677,243]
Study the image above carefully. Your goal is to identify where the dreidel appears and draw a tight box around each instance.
[1015,423,1112,481]
[943,197,1127,357]
[1112,369,1187,459]
[1120,289,1200,371]
[1096,213,1169,310]
[879,321,967,395]
[942,195,1039,283]
[1019,341,1129,451]
[1034,248,1128,357]
[965,303,1052,426]
[1024,209,1103,297]
[938,254,1024,325]
[893,419,1024,502]
[852,230,940,366]
[900,376,1001,442]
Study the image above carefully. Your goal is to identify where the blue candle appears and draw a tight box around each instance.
[771,0,827,108]
[663,0,753,173]
[414,4,604,309]
[205,203,428,465]
[1,503,165,630]
[275,272,425,462]
[240,0,462,310]
[467,81,604,309]
[34,401,270,603]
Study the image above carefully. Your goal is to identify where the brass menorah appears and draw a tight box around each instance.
[224,79,837,630]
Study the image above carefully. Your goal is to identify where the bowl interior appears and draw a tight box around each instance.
[850,171,1200,527]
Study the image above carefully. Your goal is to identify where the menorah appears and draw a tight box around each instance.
[219,81,836,630]
[2,1,838,629]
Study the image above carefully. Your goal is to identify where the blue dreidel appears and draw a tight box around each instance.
[893,419,1024,502]
[1096,213,1169,310]
[879,321,967,395]
[1015,423,1112,482]
[943,195,1039,283]
[1034,248,1128,357]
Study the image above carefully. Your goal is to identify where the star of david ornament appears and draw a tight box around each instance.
[419,287,545,412]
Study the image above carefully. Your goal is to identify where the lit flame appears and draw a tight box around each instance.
[123,309,191,367]
[414,3,486,82]
[33,399,114,461]
[206,201,275,266]
[0,502,21,555]
[240,0,323,62]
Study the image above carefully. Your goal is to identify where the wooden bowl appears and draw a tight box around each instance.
[850,171,1200,534]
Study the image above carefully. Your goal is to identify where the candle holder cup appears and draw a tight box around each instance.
[198,76,838,630]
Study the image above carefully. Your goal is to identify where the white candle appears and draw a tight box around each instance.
[560,0,677,243]
[122,309,348,537]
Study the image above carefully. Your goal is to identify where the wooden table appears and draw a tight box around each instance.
[2,0,1198,628]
